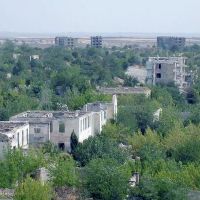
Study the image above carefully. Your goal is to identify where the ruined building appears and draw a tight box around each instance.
[10,95,117,151]
[146,57,192,92]
[55,37,77,48]
[91,36,103,48]
[0,121,29,157]
[157,36,186,50]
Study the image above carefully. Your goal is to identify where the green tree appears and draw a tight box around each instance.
[0,149,44,188]
[70,130,79,154]
[74,135,129,166]
[84,158,131,200]
[49,155,78,187]
[134,176,187,200]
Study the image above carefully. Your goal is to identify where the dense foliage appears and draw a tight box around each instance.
[1,42,200,199]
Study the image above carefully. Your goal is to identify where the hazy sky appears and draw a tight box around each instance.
[0,0,200,34]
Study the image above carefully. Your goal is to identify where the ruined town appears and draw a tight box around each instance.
[1,0,200,200]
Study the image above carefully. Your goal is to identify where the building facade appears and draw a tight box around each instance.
[55,37,77,48]
[146,57,191,92]
[0,121,29,157]
[157,36,186,50]
[91,36,103,48]
[10,96,117,151]
[82,95,118,133]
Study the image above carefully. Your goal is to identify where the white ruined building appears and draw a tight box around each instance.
[0,121,29,157]
[10,95,117,151]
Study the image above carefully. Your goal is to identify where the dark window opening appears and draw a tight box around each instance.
[159,64,161,69]
[50,122,53,133]
[34,128,41,133]
[17,132,20,148]
[156,73,161,78]
[58,143,65,151]
[59,122,65,133]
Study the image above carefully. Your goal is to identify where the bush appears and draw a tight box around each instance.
[49,155,78,187]
[14,177,54,200]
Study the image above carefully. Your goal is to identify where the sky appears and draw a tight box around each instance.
[0,0,200,34]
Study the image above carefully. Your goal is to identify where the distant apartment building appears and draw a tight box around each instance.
[157,36,186,50]
[10,95,117,151]
[55,37,77,48]
[146,57,191,92]
[91,36,103,48]
[0,121,29,157]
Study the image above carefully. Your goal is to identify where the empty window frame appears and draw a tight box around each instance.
[22,130,24,146]
[59,122,65,133]
[34,128,41,133]
[156,73,161,78]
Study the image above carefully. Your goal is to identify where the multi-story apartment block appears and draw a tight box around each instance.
[91,36,103,48]
[146,57,191,92]
[0,121,29,157]
[10,95,117,151]
[55,37,77,48]
[157,36,186,50]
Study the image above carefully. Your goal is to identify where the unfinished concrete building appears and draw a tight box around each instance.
[91,36,103,48]
[0,121,29,157]
[157,36,186,50]
[146,57,191,92]
[10,96,117,151]
[55,37,77,48]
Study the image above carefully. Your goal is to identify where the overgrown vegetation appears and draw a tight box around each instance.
[1,42,200,199]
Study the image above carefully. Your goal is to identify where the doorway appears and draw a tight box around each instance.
[58,143,65,151]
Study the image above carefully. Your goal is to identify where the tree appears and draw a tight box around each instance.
[49,155,78,187]
[39,85,52,110]
[173,136,200,164]
[74,135,130,166]
[124,76,139,87]
[84,158,131,200]
[133,176,187,200]
[70,130,78,154]
[14,177,54,200]
[0,149,44,188]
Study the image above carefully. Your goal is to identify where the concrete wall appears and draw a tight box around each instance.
[79,114,93,142]
[50,113,93,151]
[29,123,50,145]
[10,124,29,149]
[0,142,8,159]
[10,116,51,146]
[155,63,175,84]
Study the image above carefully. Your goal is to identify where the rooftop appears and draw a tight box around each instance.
[148,57,187,64]
[11,110,91,120]
[83,102,108,112]
[0,121,28,134]
[97,86,151,96]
